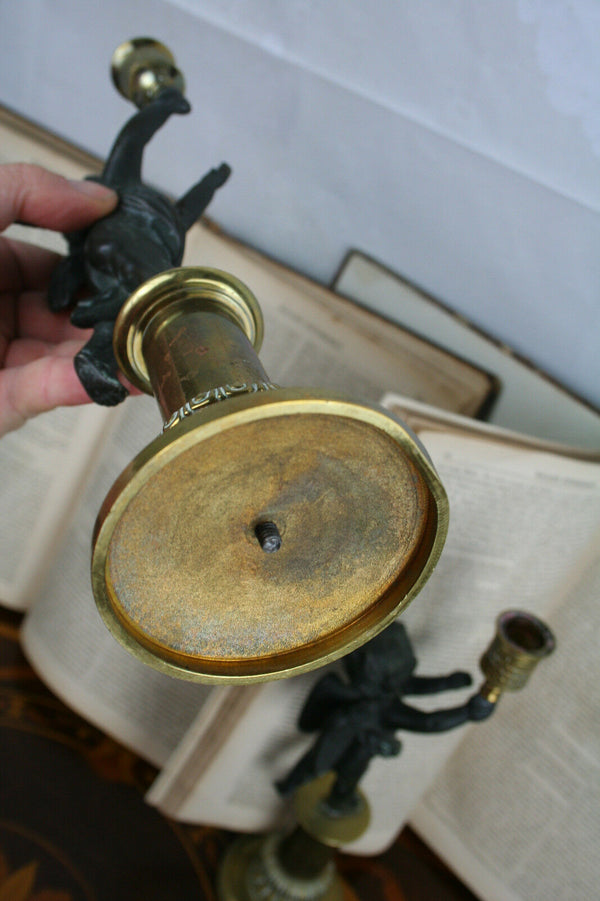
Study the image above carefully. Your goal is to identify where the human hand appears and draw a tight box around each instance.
[0,163,118,436]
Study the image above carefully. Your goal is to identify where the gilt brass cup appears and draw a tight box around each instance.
[479,610,556,703]
[111,37,185,108]
[91,267,449,684]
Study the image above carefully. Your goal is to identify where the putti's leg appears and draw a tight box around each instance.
[175,163,231,230]
[275,723,355,798]
[274,744,325,798]
[47,255,86,311]
[102,87,191,187]
[74,321,128,405]
[325,743,374,814]
[70,288,128,328]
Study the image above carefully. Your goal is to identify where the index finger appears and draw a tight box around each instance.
[0,163,118,233]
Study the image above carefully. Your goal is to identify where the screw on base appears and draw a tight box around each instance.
[255,521,282,553]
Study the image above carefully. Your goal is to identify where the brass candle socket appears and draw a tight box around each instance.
[111,37,185,108]
[479,610,556,703]
[113,266,269,422]
[91,266,449,683]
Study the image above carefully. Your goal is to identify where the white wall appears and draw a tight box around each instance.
[1,0,598,408]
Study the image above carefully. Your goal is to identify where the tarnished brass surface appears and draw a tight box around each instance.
[479,610,556,703]
[111,37,185,108]
[92,388,447,682]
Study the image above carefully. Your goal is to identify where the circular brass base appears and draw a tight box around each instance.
[92,389,448,683]
[294,774,370,847]
[218,836,344,901]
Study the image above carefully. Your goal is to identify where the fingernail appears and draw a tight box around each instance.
[68,179,118,204]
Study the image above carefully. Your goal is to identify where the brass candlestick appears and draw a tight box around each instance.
[61,38,451,684]
[217,610,556,899]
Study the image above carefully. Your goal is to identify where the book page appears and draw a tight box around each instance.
[149,427,600,853]
[411,546,600,901]
[382,392,600,463]
[0,404,118,609]
[20,396,217,767]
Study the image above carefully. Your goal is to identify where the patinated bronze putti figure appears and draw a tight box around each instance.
[220,613,554,900]
[47,84,230,404]
[276,621,494,813]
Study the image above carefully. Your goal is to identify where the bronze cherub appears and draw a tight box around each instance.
[276,621,494,814]
[48,86,230,405]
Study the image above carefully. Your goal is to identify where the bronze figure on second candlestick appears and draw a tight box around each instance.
[276,621,494,814]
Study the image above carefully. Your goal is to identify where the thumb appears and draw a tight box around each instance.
[0,343,91,436]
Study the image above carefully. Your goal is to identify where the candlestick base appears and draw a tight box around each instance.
[218,835,345,901]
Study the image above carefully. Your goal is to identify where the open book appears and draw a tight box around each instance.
[379,399,600,901]
[0,109,499,768]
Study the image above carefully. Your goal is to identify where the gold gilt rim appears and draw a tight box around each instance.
[91,389,449,684]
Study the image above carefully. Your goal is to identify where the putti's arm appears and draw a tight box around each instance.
[402,671,472,695]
